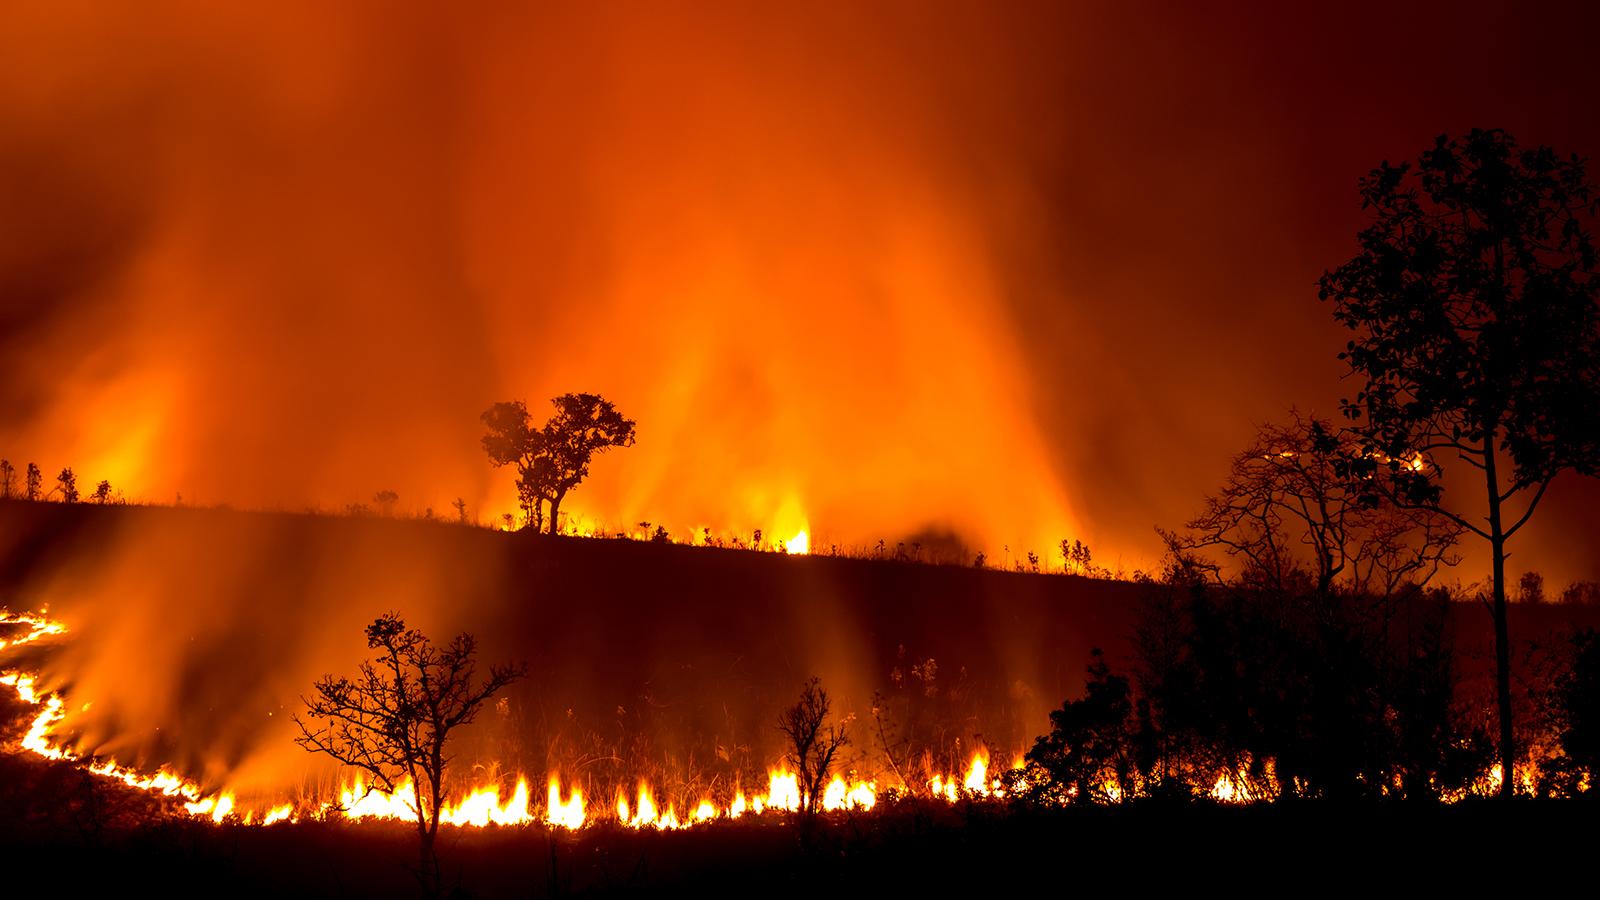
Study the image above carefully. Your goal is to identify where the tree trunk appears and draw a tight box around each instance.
[1484,440,1515,799]
[548,490,566,535]
[417,825,439,898]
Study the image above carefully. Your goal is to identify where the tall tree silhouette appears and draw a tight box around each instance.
[481,393,635,535]
[1318,128,1600,796]
[539,393,636,535]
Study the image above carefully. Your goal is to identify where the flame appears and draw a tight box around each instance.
[2,610,238,819]
[185,793,236,824]
[441,779,533,827]
[618,783,685,829]
[13,605,1547,831]
[546,776,585,830]
[924,750,1006,801]
[1451,763,1539,801]
[0,611,66,652]
[784,530,810,555]
[763,769,801,812]
[1209,755,1278,804]
[963,751,989,793]
[820,775,877,811]
[262,804,295,826]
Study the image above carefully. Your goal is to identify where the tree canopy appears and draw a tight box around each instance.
[481,393,636,534]
[1318,128,1600,795]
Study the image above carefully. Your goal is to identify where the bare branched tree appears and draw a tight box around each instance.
[776,676,849,816]
[1164,410,1461,602]
[294,613,525,895]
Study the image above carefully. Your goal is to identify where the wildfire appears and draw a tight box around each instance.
[262,804,295,826]
[0,642,1015,833]
[337,775,536,827]
[617,783,683,829]
[785,530,810,555]
[928,750,1004,801]
[547,776,585,829]
[0,610,67,651]
[3,605,1541,835]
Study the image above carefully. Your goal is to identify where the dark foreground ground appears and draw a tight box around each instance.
[0,750,1592,899]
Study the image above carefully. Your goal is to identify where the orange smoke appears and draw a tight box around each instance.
[0,1,1089,564]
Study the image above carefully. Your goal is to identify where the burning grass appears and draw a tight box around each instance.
[3,607,1019,833]
[0,602,1568,845]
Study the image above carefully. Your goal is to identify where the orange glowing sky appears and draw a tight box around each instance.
[3,1,1600,579]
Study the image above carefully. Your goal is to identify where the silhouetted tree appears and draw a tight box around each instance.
[1545,628,1600,795]
[539,393,636,535]
[373,490,399,516]
[1518,571,1546,605]
[1561,582,1600,605]
[294,614,524,896]
[91,480,113,505]
[0,459,13,499]
[451,497,468,524]
[482,394,635,534]
[1008,650,1140,804]
[24,464,40,501]
[481,400,548,530]
[1163,411,1462,602]
[55,468,77,503]
[777,677,849,816]
[1319,129,1600,795]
